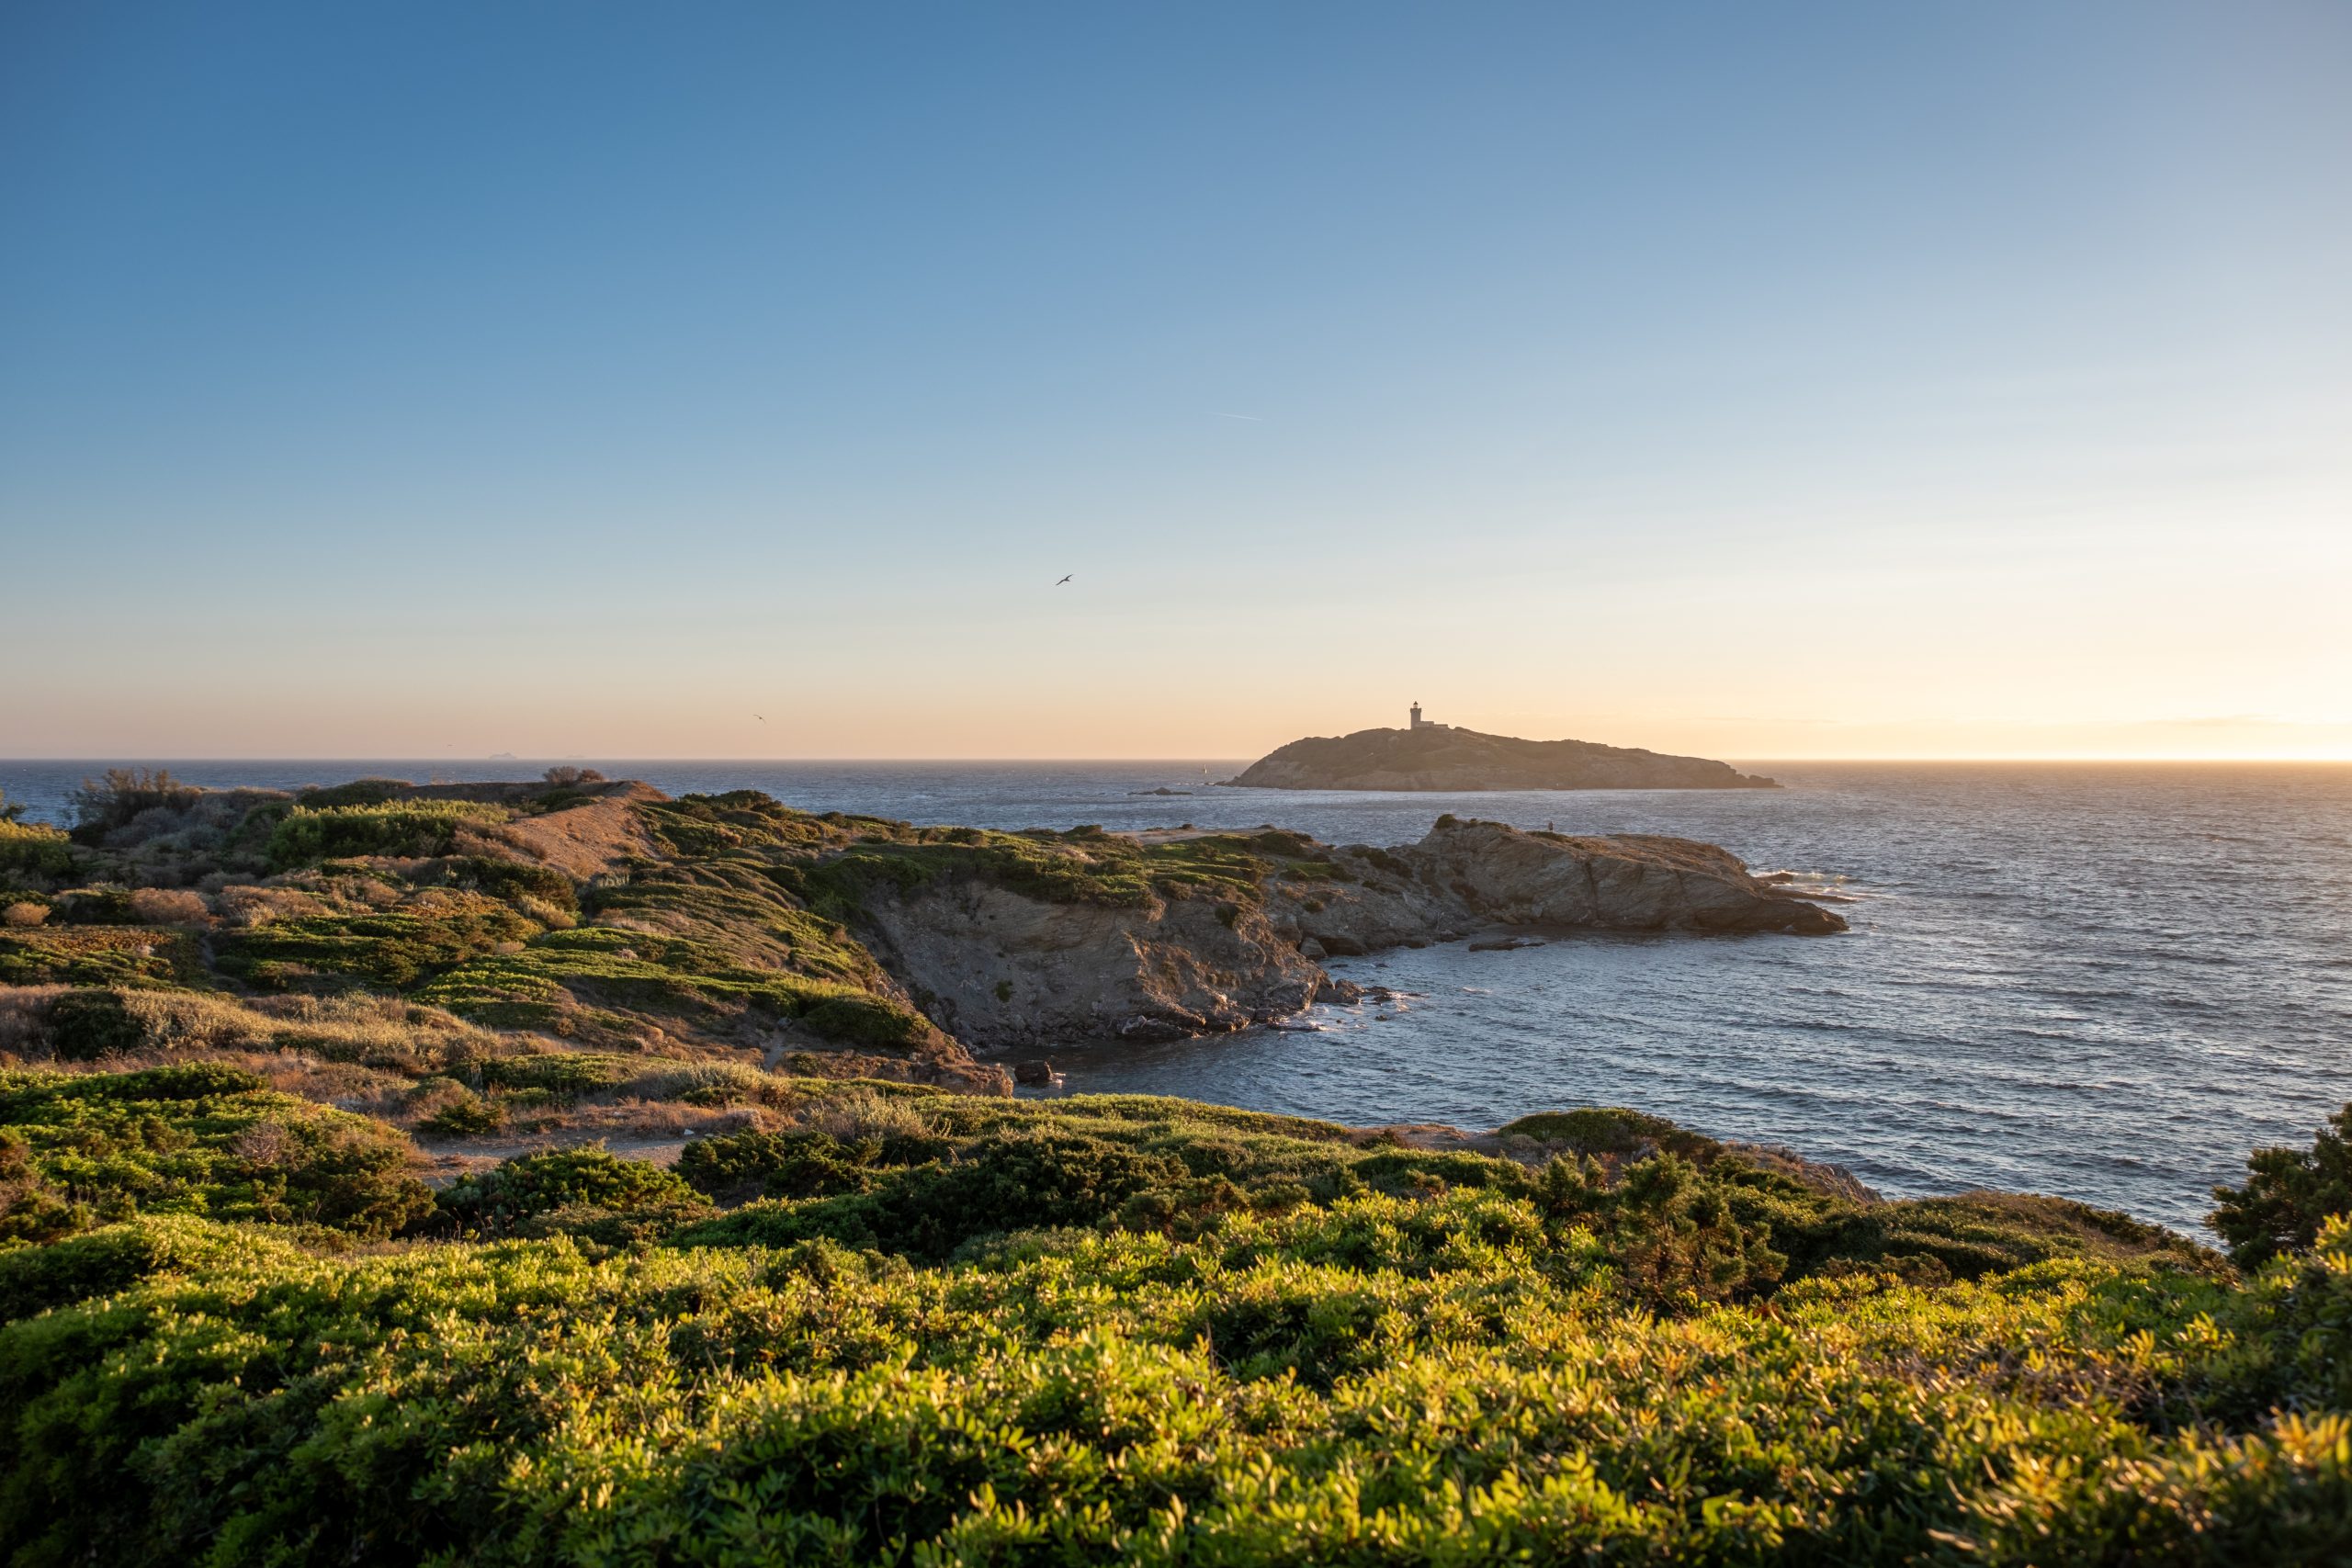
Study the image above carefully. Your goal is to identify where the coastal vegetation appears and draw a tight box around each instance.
[0,773,2346,1560]
[0,1074,2345,1562]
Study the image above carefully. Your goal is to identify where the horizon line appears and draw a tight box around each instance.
[6,754,2352,767]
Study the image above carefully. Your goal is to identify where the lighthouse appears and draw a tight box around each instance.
[1409,702,1425,730]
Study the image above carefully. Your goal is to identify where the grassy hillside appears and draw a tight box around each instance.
[0,773,1337,1080]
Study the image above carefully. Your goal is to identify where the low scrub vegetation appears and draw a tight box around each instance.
[0,1088,2344,1563]
[264,799,513,868]
[0,1062,431,1242]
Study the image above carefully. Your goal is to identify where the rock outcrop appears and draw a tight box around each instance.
[1399,818,1845,936]
[836,815,1843,1050]
[1225,726,1776,791]
[842,876,1337,1050]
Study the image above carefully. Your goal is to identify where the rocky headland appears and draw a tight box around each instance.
[824,813,1843,1048]
[1,776,1841,1082]
[1225,724,1777,791]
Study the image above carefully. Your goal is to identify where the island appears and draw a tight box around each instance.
[1224,705,1777,791]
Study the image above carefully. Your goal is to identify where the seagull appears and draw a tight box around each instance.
[1055,574,1072,586]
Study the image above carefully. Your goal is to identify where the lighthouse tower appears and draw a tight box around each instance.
[1408,702,1425,730]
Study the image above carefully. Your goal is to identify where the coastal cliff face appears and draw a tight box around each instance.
[1225,725,1777,791]
[840,878,1329,1048]
[833,814,1844,1050]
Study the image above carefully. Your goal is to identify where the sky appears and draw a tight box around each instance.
[3,1,2347,761]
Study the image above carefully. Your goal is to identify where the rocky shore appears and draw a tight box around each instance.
[840,814,1844,1049]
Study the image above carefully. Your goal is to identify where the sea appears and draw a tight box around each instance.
[6,757,2349,1233]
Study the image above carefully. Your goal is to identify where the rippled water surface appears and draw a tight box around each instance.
[7,758,2348,1230]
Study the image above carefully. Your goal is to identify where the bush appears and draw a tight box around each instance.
[477,1050,632,1100]
[799,993,929,1047]
[680,1129,1190,1260]
[677,1125,950,1202]
[2,901,49,928]
[44,988,143,1061]
[0,1213,309,1323]
[1498,1105,1719,1161]
[419,1091,505,1136]
[0,1065,430,1241]
[2212,1103,2352,1268]
[437,1147,699,1235]
[0,820,74,877]
[128,887,209,925]
[264,802,511,869]
[67,768,200,841]
[296,778,412,809]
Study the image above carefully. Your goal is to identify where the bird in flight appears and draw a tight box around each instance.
[754,715,765,723]
[1055,574,1072,586]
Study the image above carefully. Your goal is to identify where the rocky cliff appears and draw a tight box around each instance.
[1225,725,1777,791]
[832,815,1843,1050]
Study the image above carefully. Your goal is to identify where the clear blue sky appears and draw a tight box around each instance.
[5,1,2347,758]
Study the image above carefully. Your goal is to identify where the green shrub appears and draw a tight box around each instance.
[264,801,510,869]
[44,988,143,1061]
[0,1213,309,1323]
[436,1147,700,1235]
[679,1129,1191,1260]
[215,896,539,991]
[677,1125,952,1202]
[439,855,578,911]
[476,1051,633,1100]
[419,1091,505,1136]
[0,1066,430,1241]
[2212,1103,2352,1269]
[0,820,74,877]
[295,778,413,809]
[799,992,929,1047]
[1498,1104,1717,1159]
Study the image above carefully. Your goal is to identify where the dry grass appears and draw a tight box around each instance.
[129,887,212,925]
[217,884,327,926]
[618,1059,798,1108]
[0,985,504,1072]
[790,1085,935,1141]
[2,903,48,929]
[0,986,67,1059]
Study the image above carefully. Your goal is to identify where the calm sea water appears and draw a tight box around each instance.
[6,758,2348,1231]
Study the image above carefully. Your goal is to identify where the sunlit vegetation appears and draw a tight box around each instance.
[2212,1103,2352,1269]
[0,1062,431,1243]
[264,800,515,868]
[0,1080,2345,1562]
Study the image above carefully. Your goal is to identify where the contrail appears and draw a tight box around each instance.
[1211,412,1261,422]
